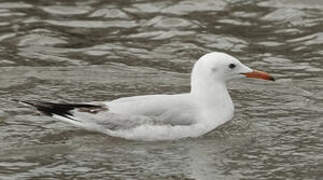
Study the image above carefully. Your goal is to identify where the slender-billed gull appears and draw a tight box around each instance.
[23,52,274,141]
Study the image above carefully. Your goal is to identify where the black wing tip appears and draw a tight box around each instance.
[18,99,107,118]
[18,100,69,117]
[13,99,46,110]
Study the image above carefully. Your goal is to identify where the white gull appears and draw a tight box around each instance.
[23,52,274,141]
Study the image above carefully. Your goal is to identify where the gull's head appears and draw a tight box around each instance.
[191,52,274,85]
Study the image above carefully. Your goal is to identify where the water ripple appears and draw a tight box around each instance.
[1,0,323,179]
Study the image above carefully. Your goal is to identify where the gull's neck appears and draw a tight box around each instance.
[191,79,232,107]
[190,76,234,126]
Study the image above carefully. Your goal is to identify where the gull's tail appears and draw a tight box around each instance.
[20,100,109,128]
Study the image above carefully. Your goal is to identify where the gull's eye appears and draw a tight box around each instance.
[229,63,236,69]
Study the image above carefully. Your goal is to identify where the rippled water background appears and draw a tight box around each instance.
[1,0,323,179]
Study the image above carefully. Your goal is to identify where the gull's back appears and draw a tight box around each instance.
[106,94,197,125]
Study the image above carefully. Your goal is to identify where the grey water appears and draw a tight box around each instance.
[0,0,323,179]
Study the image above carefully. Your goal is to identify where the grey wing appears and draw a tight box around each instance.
[72,106,197,131]
[105,94,198,127]
[23,99,197,131]
[156,105,197,126]
[70,110,159,131]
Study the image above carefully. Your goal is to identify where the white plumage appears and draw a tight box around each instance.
[25,52,274,141]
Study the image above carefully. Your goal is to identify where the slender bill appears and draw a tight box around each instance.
[242,70,275,81]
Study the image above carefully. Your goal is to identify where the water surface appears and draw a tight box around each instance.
[1,0,323,179]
